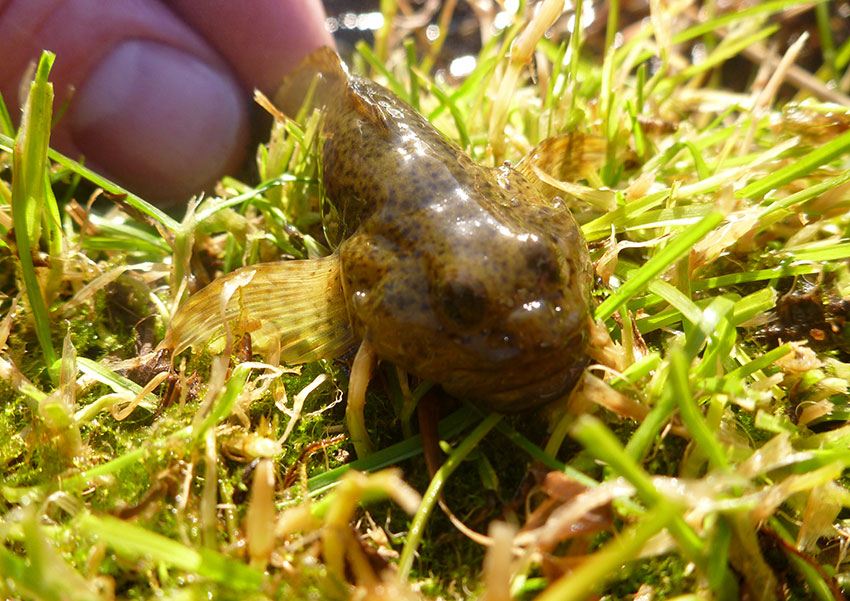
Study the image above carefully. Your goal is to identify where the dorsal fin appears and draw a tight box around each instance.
[161,254,355,364]
[274,46,348,118]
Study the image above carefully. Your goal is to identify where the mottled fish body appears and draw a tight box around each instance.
[165,47,593,412]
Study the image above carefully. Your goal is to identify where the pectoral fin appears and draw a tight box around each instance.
[162,254,355,364]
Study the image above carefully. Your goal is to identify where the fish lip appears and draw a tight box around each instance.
[439,344,589,413]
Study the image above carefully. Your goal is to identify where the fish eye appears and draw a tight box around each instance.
[524,243,561,285]
[437,279,488,327]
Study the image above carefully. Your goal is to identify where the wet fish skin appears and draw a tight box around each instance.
[288,48,593,411]
[165,47,594,413]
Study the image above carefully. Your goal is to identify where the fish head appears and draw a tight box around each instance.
[338,163,593,412]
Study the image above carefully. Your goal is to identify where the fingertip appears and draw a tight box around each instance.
[166,0,335,94]
[68,39,249,204]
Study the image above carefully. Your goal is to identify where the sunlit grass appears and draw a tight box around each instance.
[2,1,850,599]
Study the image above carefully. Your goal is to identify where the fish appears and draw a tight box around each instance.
[162,47,594,448]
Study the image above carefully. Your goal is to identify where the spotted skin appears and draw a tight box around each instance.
[288,48,593,412]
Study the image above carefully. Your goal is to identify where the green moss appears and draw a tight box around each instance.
[643,433,689,478]
[3,4,850,599]
[0,388,30,469]
[731,404,774,447]
[602,553,697,600]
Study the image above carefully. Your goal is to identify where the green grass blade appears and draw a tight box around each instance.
[427,56,499,122]
[77,512,263,589]
[706,518,738,600]
[0,90,14,138]
[11,51,57,369]
[356,40,408,101]
[647,279,702,326]
[727,343,792,382]
[785,242,850,263]
[535,506,676,601]
[192,364,250,445]
[76,357,158,406]
[404,38,421,111]
[567,0,585,114]
[307,405,481,493]
[738,129,850,199]
[758,170,850,218]
[672,0,825,48]
[582,189,671,241]
[570,415,705,559]
[595,211,724,321]
[42,172,62,257]
[665,26,779,88]
[415,70,474,155]
[769,517,839,601]
[0,547,35,599]
[685,295,736,361]
[6,516,101,601]
[692,263,841,290]
[494,419,595,483]
[729,287,777,326]
[814,2,836,78]
[835,31,850,70]
[669,346,729,471]
[13,53,53,248]
[0,133,181,233]
[398,412,502,581]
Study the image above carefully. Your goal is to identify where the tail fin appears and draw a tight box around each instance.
[273,46,348,118]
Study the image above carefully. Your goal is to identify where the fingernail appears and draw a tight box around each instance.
[70,39,248,204]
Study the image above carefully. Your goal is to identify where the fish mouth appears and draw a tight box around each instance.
[439,343,589,413]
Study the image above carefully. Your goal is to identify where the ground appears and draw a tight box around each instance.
[2,2,850,600]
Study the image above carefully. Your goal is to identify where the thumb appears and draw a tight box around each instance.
[0,0,250,205]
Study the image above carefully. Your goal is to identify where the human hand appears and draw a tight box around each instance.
[0,0,333,205]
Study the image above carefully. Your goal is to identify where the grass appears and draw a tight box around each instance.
[2,1,850,599]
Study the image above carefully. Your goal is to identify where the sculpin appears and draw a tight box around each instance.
[163,47,593,413]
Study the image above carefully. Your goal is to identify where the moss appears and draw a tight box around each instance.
[643,433,689,478]
[601,553,697,600]
[4,4,850,599]
[0,388,30,470]
[731,404,774,447]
